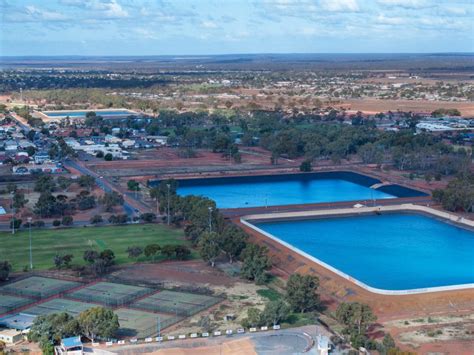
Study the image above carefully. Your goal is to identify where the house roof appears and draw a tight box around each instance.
[0,313,36,330]
[62,336,82,348]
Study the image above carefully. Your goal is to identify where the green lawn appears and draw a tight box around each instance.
[0,224,195,271]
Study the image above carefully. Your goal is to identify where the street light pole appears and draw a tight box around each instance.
[166,184,171,225]
[10,192,15,235]
[208,206,213,233]
[28,217,33,270]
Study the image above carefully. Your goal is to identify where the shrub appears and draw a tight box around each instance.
[61,216,73,226]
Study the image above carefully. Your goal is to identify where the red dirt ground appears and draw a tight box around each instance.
[110,260,234,287]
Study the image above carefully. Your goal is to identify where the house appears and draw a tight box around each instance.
[4,140,18,152]
[34,151,51,164]
[54,336,83,355]
[0,328,23,344]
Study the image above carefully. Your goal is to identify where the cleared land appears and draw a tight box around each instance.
[339,98,474,116]
[0,224,193,271]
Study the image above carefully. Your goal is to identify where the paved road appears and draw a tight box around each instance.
[86,325,340,355]
[64,159,139,217]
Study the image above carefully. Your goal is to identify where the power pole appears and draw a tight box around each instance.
[10,192,15,235]
[157,316,161,338]
[166,184,171,225]
[28,217,33,269]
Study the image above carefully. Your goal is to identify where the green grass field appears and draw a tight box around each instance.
[0,224,194,271]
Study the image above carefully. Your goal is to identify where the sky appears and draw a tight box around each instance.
[1,0,473,56]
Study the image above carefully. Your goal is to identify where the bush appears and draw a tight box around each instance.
[10,219,22,230]
[34,220,45,228]
[61,216,73,226]
[104,153,113,161]
[140,212,156,223]
[52,220,61,227]
[299,160,312,172]
[90,215,103,224]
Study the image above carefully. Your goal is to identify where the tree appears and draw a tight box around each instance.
[34,175,56,193]
[53,254,74,269]
[336,302,377,338]
[161,244,177,259]
[90,214,103,224]
[0,261,12,281]
[6,183,17,193]
[100,191,124,212]
[78,307,119,341]
[90,259,108,276]
[285,273,320,313]
[13,190,28,209]
[127,180,140,191]
[140,212,156,223]
[382,333,396,351]
[83,250,99,264]
[218,225,248,263]
[99,249,115,267]
[77,175,95,191]
[104,153,113,161]
[240,243,271,284]
[432,175,474,212]
[261,299,290,326]
[198,232,221,267]
[174,245,191,260]
[126,246,143,260]
[358,143,384,164]
[144,244,161,261]
[28,312,80,354]
[108,214,128,224]
[10,218,22,230]
[61,215,73,226]
[241,308,263,328]
[299,160,312,172]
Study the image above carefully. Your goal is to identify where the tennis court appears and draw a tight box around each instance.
[0,294,33,314]
[22,298,97,317]
[115,308,179,338]
[0,277,81,299]
[66,282,152,307]
[131,290,221,316]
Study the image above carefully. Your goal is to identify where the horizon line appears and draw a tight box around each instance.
[1,51,474,59]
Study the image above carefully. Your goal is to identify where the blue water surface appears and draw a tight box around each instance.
[255,213,474,290]
[177,179,395,208]
[44,110,134,118]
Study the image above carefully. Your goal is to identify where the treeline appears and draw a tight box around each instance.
[433,173,474,212]
[28,307,119,354]
[150,180,272,282]
[1,73,170,91]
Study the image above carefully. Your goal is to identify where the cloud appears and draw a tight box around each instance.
[377,0,431,9]
[201,20,218,29]
[320,0,359,12]
[443,6,468,16]
[25,5,69,21]
[376,14,405,25]
[60,0,129,19]
[133,27,160,39]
